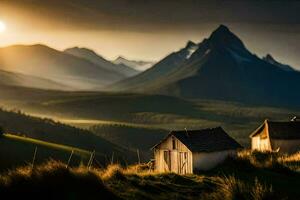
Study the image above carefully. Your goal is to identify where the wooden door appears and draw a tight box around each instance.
[163,150,171,172]
[179,152,188,174]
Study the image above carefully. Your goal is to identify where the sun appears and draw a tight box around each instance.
[0,21,6,33]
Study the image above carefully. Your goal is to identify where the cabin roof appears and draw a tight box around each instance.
[250,120,300,139]
[152,127,242,152]
[268,121,300,139]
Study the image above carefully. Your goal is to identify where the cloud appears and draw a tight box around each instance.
[1,0,300,32]
[1,0,300,68]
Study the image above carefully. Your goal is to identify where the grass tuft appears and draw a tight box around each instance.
[207,176,275,200]
[101,164,126,181]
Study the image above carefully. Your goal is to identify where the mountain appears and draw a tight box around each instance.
[0,69,70,90]
[111,41,199,90]
[113,56,154,71]
[64,47,139,77]
[111,25,300,107]
[263,54,295,72]
[0,44,128,90]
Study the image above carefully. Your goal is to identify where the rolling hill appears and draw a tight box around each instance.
[111,25,300,107]
[0,83,299,149]
[0,107,135,170]
[0,133,91,171]
[0,69,70,90]
[0,44,127,90]
[64,47,139,77]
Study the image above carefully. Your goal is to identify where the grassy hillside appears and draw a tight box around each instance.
[0,108,136,170]
[0,134,91,171]
[34,95,300,147]
[0,151,299,200]
[0,85,299,148]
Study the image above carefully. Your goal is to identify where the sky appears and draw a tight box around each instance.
[0,0,300,69]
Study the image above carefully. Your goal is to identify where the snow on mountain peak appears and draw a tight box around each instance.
[186,45,198,59]
[185,41,199,59]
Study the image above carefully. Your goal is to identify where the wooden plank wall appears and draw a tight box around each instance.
[154,135,193,174]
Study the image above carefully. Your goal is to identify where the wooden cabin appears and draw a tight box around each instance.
[152,127,242,174]
[250,119,300,154]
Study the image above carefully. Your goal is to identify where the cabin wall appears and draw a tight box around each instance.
[251,136,272,151]
[154,136,193,174]
[251,136,260,149]
[192,150,237,171]
[270,139,300,154]
[251,125,272,151]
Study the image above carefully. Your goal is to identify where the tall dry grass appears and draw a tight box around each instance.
[0,150,299,199]
[207,176,275,200]
[0,160,120,200]
[278,152,300,172]
[238,150,300,172]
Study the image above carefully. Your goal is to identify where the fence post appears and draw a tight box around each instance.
[31,146,38,170]
[137,149,140,165]
[66,150,74,169]
[88,150,95,169]
[111,152,114,165]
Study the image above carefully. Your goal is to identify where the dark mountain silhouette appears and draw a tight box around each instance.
[111,25,300,107]
[263,54,295,72]
[0,44,128,90]
[113,56,154,71]
[64,47,139,77]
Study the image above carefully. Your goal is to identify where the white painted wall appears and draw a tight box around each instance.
[192,150,237,171]
[251,132,300,154]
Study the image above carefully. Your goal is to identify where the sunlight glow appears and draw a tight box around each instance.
[0,21,6,33]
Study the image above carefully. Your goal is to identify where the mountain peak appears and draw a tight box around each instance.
[215,24,230,33]
[64,47,107,61]
[209,24,245,49]
[263,54,295,71]
[115,56,127,61]
[210,25,232,39]
[263,53,280,65]
[185,40,197,48]
[66,47,95,54]
[264,54,275,61]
